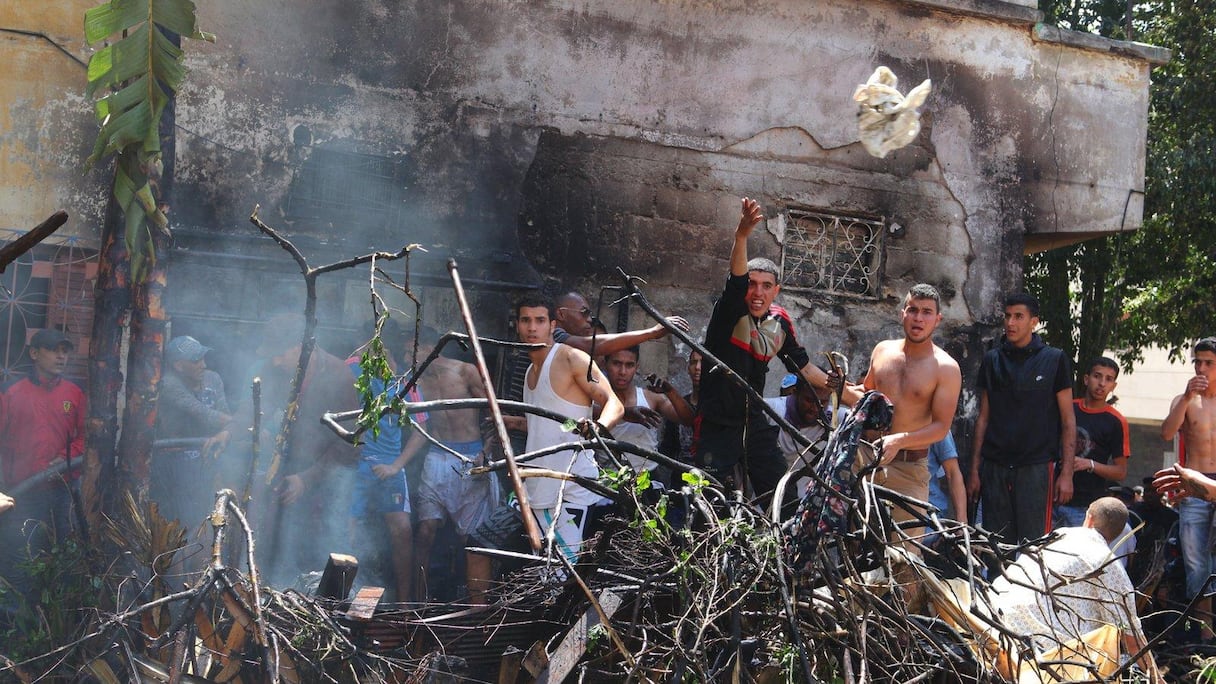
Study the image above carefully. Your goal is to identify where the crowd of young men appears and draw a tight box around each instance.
[0,196,1208,667]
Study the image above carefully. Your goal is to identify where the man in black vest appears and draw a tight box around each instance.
[967,293,1076,553]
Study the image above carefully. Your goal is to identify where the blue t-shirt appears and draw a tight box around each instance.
[346,358,426,464]
[927,432,959,517]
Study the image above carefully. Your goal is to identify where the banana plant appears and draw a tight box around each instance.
[84,0,214,281]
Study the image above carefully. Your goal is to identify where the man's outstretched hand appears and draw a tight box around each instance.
[623,405,664,429]
[645,374,674,395]
[649,316,690,340]
[736,197,765,239]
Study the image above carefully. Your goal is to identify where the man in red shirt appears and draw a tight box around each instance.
[0,328,86,599]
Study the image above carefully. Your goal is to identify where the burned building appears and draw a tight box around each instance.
[1,0,1166,444]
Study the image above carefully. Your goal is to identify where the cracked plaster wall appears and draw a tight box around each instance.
[0,3,108,241]
[2,0,1157,445]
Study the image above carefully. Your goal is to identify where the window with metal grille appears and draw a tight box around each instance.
[0,237,97,386]
[780,208,885,298]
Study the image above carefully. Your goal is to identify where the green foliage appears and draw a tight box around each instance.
[1196,656,1216,683]
[84,0,213,282]
[354,335,398,440]
[681,470,709,491]
[0,531,102,670]
[1030,0,1216,370]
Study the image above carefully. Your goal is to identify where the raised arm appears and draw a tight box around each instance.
[1162,392,1192,441]
[731,197,765,277]
[561,316,690,356]
[645,375,695,426]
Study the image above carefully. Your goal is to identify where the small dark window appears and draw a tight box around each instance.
[283,148,409,230]
[780,208,884,298]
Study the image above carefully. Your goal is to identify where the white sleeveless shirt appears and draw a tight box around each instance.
[611,387,659,472]
[523,345,601,508]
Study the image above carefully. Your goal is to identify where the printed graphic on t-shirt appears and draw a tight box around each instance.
[729,314,785,362]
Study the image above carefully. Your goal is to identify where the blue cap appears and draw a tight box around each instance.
[166,336,210,364]
[781,373,798,390]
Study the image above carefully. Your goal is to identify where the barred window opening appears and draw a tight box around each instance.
[780,208,884,298]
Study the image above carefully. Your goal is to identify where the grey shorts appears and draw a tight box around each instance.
[467,502,526,551]
[415,442,497,534]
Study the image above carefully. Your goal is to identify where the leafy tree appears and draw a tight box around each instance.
[84,0,213,280]
[82,0,212,523]
[1028,1,1216,375]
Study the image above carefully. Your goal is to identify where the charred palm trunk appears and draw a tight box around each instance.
[116,244,169,498]
[82,194,131,531]
[116,71,177,501]
[84,52,178,519]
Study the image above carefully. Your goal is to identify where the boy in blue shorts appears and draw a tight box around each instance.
[347,320,429,602]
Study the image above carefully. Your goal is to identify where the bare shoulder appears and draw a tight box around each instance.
[933,345,961,373]
[643,388,666,407]
[555,343,592,377]
[872,339,900,358]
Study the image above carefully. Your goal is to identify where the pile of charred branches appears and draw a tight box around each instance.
[0,213,1202,683]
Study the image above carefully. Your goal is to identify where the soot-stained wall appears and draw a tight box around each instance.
[2,0,1164,448]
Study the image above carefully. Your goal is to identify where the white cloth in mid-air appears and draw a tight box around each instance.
[852,66,932,158]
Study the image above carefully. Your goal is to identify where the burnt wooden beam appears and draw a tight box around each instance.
[0,210,68,273]
[533,590,624,684]
[498,646,526,684]
[316,553,358,601]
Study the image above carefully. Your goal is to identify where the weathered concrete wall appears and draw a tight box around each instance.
[0,2,108,240]
[165,1,1156,302]
[0,0,1162,446]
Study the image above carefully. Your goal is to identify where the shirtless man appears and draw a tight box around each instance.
[1160,336,1216,641]
[602,346,695,473]
[861,284,962,538]
[412,325,495,599]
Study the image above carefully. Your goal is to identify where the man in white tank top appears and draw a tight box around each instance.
[602,347,695,473]
[517,295,624,562]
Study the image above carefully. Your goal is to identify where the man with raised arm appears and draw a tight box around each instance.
[696,197,857,501]
[552,290,689,357]
[1160,336,1216,642]
[862,284,962,535]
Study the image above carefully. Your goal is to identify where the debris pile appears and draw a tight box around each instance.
[0,227,1200,683]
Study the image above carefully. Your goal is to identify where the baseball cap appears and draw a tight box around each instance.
[166,336,210,364]
[29,328,73,350]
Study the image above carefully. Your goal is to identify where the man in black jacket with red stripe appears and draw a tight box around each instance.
[696,197,858,500]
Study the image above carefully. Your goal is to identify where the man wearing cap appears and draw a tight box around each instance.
[153,335,232,529]
[0,328,86,599]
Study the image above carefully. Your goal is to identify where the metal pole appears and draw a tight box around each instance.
[447,259,543,552]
